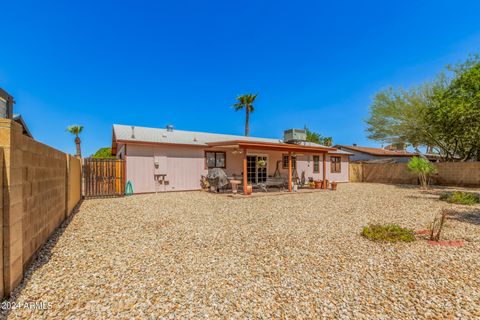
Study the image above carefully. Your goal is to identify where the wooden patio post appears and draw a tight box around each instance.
[323,152,327,189]
[288,151,292,192]
[243,148,248,195]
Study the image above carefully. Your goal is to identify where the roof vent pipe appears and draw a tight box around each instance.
[166,124,174,132]
[131,126,135,139]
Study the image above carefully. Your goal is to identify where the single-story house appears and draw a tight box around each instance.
[112,124,352,194]
[334,144,418,163]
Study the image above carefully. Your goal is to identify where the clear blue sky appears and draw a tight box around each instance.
[1,1,479,156]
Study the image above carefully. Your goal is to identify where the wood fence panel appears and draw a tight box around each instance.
[349,163,363,182]
[84,159,125,198]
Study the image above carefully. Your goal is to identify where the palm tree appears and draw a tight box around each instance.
[232,93,257,136]
[323,137,333,147]
[407,156,437,189]
[67,125,84,158]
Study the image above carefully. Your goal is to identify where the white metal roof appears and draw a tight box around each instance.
[112,124,352,154]
[113,124,284,146]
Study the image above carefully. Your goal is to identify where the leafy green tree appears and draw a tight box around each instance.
[366,54,480,161]
[427,56,480,161]
[67,125,83,158]
[232,93,257,136]
[92,147,115,159]
[407,157,437,189]
[305,126,321,144]
[366,85,431,150]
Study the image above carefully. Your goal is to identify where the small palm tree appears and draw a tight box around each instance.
[407,156,437,189]
[232,93,257,136]
[67,125,84,158]
[323,137,333,146]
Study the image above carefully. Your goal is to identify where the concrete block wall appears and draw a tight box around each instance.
[0,148,3,298]
[350,162,480,187]
[0,119,82,297]
[67,155,82,215]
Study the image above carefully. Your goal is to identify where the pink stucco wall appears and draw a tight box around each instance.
[126,144,207,193]
[123,143,349,193]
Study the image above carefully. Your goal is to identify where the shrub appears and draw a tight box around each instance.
[440,191,480,205]
[407,157,437,189]
[91,147,116,159]
[361,224,415,243]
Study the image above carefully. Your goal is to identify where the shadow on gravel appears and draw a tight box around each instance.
[449,209,480,226]
[0,200,84,319]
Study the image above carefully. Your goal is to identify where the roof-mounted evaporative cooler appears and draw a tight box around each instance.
[284,129,306,144]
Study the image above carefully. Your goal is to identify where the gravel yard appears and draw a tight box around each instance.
[4,183,480,319]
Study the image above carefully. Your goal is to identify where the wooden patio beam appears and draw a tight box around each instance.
[323,152,327,189]
[288,151,292,192]
[243,148,248,195]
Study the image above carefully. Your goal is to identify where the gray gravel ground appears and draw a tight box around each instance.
[3,183,480,319]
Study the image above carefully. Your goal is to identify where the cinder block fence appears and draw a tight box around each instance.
[0,119,82,298]
[350,162,480,187]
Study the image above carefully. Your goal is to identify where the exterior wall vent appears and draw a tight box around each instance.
[284,129,306,144]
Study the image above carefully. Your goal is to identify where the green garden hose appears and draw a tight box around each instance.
[125,180,133,196]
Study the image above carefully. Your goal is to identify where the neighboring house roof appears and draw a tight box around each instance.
[112,124,351,155]
[335,145,417,157]
[13,114,33,138]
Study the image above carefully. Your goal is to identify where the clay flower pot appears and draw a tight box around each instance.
[246,185,253,195]
[331,181,338,191]
[314,181,322,189]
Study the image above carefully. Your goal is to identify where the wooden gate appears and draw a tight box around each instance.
[83,158,126,198]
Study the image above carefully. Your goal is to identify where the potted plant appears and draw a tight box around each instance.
[257,159,266,168]
[331,181,338,191]
[314,180,322,189]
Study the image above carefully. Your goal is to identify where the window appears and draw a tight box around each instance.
[331,156,341,173]
[0,97,6,118]
[282,154,296,169]
[205,152,226,169]
[313,155,320,173]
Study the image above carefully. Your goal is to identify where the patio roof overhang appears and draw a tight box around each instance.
[206,140,336,153]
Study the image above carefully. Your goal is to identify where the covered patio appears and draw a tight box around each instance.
[205,140,339,194]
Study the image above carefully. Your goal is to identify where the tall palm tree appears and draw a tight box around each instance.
[232,93,257,136]
[67,125,84,158]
